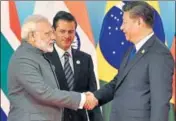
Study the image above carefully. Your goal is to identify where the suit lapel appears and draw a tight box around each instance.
[115,34,156,89]
[45,48,69,90]
[120,48,131,70]
[72,49,81,88]
[121,48,147,79]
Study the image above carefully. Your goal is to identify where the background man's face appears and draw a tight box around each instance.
[54,20,76,51]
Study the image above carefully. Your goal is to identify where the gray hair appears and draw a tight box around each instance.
[21,15,49,40]
[122,1,154,27]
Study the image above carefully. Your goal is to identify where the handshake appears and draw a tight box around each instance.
[83,92,98,110]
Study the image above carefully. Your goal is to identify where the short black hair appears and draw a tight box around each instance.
[122,1,154,27]
[53,11,77,30]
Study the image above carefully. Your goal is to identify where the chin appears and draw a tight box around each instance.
[125,37,128,41]
[125,37,130,41]
[64,45,71,49]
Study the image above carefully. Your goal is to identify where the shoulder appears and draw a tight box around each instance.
[150,37,171,55]
[10,45,42,67]
[146,36,172,61]
[148,38,174,65]
[73,49,91,59]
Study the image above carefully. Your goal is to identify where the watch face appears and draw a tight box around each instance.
[72,32,81,50]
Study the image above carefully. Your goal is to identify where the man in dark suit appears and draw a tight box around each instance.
[85,1,174,121]
[45,11,103,121]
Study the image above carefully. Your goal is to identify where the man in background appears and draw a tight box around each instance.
[45,11,103,121]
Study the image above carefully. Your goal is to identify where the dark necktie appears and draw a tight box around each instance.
[64,52,74,90]
[128,46,136,61]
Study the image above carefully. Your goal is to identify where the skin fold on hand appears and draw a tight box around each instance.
[84,91,98,110]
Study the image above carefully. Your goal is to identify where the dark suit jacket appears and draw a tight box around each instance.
[45,47,103,121]
[94,35,174,121]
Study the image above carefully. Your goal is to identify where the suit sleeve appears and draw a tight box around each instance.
[15,58,81,110]
[93,75,118,106]
[86,56,104,121]
[149,52,174,121]
[93,48,130,106]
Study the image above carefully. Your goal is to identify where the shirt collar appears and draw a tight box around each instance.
[54,43,72,59]
[135,32,154,52]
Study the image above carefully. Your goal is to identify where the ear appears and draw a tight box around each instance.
[32,31,35,38]
[28,32,36,42]
[28,32,32,39]
[138,17,145,26]
[138,19,140,25]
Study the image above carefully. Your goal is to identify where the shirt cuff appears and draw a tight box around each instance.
[78,93,86,109]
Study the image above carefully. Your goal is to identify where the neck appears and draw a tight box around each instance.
[133,28,153,44]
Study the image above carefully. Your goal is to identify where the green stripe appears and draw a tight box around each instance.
[1,32,14,96]
[169,103,175,121]
[100,80,112,121]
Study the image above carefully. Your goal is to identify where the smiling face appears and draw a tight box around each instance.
[120,11,140,44]
[54,20,76,51]
[33,21,55,52]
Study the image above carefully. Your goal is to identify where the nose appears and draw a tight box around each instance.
[64,32,70,38]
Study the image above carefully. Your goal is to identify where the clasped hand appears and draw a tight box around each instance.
[83,91,98,110]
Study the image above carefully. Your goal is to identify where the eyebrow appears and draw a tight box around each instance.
[59,29,75,31]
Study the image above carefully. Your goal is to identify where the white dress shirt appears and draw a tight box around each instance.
[135,32,154,52]
[54,43,86,109]
[54,44,74,73]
